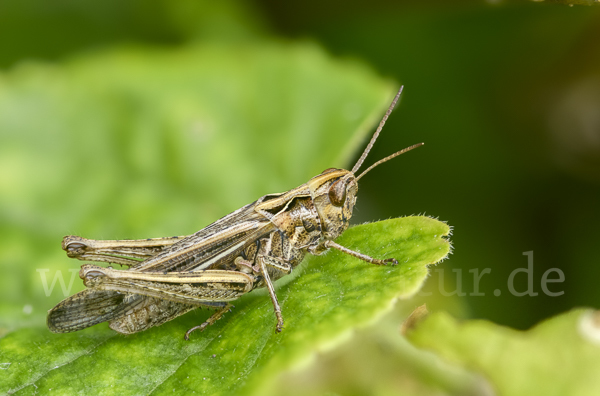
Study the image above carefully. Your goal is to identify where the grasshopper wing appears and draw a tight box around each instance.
[132,201,276,273]
[47,289,203,334]
[47,289,139,333]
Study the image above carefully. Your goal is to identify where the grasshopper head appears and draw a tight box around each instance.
[308,87,424,241]
[308,168,358,240]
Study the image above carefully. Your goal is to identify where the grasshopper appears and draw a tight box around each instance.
[47,87,423,340]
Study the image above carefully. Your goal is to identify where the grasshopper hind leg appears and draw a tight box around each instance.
[184,303,233,341]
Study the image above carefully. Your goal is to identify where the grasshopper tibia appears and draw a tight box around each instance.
[185,303,234,340]
[324,240,399,266]
[257,255,285,332]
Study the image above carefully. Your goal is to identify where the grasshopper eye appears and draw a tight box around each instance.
[328,179,347,207]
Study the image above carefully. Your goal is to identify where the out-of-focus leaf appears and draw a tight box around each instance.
[0,0,268,68]
[0,216,450,395]
[263,303,492,396]
[406,308,600,396]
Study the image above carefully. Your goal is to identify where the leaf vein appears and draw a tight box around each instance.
[8,333,116,395]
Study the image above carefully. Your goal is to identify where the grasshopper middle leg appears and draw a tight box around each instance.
[256,254,292,332]
[185,303,233,341]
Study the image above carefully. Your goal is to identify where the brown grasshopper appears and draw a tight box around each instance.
[47,87,423,340]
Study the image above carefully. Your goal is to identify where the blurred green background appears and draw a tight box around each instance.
[1,0,599,335]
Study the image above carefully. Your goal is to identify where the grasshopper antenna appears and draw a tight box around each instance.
[351,86,404,174]
[356,142,424,181]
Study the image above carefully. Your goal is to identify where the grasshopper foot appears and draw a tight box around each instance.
[275,313,284,333]
[184,303,232,341]
[383,258,399,266]
[369,257,398,266]
[184,323,208,341]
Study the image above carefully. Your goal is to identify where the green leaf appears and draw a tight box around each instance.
[406,308,600,396]
[0,41,450,395]
[0,216,450,395]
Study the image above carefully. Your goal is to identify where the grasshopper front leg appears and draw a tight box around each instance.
[319,240,399,266]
